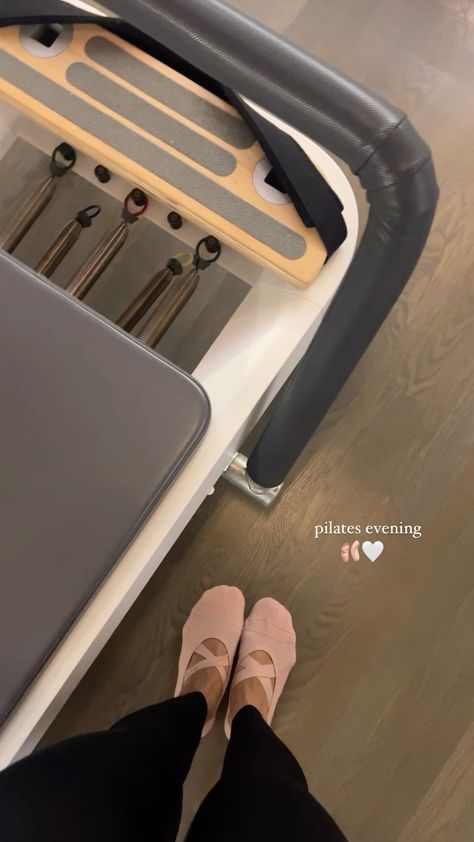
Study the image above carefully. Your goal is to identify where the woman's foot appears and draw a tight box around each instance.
[174,586,245,737]
[227,649,275,721]
[181,638,229,724]
[225,598,296,737]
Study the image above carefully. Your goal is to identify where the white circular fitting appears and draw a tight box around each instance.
[20,24,74,59]
[252,158,291,205]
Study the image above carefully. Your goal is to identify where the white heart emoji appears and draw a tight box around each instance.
[362,540,384,562]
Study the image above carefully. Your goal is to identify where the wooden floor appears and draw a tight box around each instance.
[43,2,474,840]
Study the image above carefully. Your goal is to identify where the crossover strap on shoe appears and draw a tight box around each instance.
[232,653,275,707]
[183,643,229,684]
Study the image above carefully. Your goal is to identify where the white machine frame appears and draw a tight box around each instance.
[0,97,358,767]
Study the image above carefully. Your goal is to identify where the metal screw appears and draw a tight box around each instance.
[130,188,147,207]
[58,142,75,162]
[204,235,220,254]
[94,164,111,184]
[167,211,183,230]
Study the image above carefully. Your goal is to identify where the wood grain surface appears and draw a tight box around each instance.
[42,3,474,841]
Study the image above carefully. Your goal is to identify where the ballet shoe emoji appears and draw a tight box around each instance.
[340,543,350,563]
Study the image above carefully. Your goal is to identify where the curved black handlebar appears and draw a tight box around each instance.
[7,0,439,488]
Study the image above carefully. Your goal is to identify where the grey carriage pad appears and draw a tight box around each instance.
[0,254,210,726]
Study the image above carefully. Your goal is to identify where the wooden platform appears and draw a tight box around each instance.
[0,24,328,286]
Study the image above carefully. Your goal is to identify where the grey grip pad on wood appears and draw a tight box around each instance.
[0,254,210,726]
[0,49,307,260]
[67,62,237,177]
[85,35,255,150]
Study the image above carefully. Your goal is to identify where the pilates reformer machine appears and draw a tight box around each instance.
[0,0,438,765]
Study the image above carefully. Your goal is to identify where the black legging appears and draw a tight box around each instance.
[0,693,348,841]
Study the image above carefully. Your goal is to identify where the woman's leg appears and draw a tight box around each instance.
[187,704,348,842]
[188,597,348,842]
[0,585,244,842]
[0,692,207,842]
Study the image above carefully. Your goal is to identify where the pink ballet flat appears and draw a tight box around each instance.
[174,585,245,737]
[224,597,296,738]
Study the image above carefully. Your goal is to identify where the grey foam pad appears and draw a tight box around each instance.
[0,254,210,725]
[67,62,236,177]
[0,49,306,260]
[85,35,255,150]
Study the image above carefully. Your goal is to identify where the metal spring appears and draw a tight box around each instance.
[64,190,148,300]
[65,220,129,299]
[0,143,76,254]
[35,205,101,278]
[0,175,57,254]
[117,266,173,332]
[138,268,200,347]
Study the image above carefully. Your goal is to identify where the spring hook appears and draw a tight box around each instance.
[117,256,184,333]
[137,237,221,347]
[35,205,101,278]
[0,143,76,254]
[64,190,148,299]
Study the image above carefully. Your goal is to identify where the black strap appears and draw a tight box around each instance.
[227,91,347,261]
